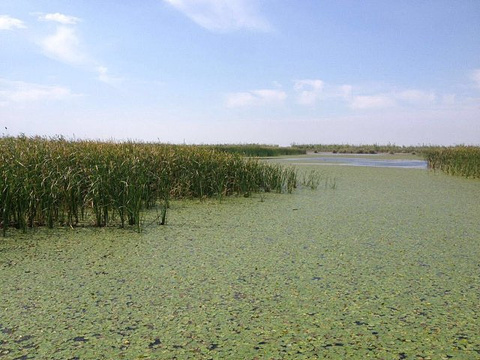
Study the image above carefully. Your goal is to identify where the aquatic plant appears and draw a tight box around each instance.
[423,146,480,178]
[202,144,305,157]
[301,169,323,190]
[0,136,298,234]
[325,176,338,190]
[293,143,434,155]
[300,170,338,190]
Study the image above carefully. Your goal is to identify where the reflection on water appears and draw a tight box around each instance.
[285,157,428,169]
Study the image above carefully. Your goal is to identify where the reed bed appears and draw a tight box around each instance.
[294,143,432,154]
[203,144,306,157]
[423,146,480,178]
[0,136,297,234]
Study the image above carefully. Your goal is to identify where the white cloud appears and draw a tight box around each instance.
[294,79,323,92]
[97,66,109,82]
[40,25,87,65]
[350,95,395,109]
[226,89,286,107]
[227,83,438,111]
[252,89,287,101]
[339,85,352,99]
[96,66,122,85]
[472,69,480,89]
[0,15,26,30]
[164,0,271,32]
[292,80,353,105]
[226,92,255,107]
[0,78,78,106]
[294,79,324,105]
[37,18,121,85]
[38,13,80,25]
[395,89,435,104]
[349,89,436,110]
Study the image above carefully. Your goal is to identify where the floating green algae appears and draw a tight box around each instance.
[1,164,479,359]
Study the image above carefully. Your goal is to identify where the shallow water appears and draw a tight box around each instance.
[284,156,428,169]
[1,165,479,359]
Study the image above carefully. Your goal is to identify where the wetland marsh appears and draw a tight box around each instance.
[1,159,480,359]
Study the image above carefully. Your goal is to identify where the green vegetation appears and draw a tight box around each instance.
[292,144,480,178]
[300,169,338,190]
[293,143,432,154]
[301,169,322,190]
[1,163,479,358]
[203,144,306,157]
[424,146,480,178]
[0,136,297,234]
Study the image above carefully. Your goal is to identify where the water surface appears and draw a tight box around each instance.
[284,156,428,169]
[1,165,479,359]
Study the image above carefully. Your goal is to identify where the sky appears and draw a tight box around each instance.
[1,0,479,146]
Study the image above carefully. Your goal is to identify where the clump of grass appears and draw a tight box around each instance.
[325,176,338,190]
[0,136,298,235]
[423,146,480,178]
[300,170,338,190]
[301,170,322,190]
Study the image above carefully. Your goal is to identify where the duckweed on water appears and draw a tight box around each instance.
[1,163,479,359]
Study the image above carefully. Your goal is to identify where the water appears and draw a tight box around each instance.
[285,156,428,169]
[2,166,479,358]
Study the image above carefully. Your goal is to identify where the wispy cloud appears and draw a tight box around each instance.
[350,89,436,110]
[350,95,395,109]
[292,80,353,106]
[339,85,353,99]
[37,13,120,84]
[226,89,286,107]
[227,81,438,111]
[0,15,26,30]
[164,0,272,32]
[0,78,79,106]
[294,79,324,105]
[96,66,122,85]
[395,89,435,104]
[38,13,80,25]
[40,25,87,65]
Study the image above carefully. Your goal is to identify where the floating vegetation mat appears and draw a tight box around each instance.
[1,165,479,359]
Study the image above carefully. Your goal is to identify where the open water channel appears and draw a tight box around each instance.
[284,156,428,169]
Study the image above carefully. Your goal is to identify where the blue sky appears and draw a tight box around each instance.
[1,0,479,145]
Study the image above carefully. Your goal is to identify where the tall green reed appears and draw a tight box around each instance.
[0,136,298,234]
[203,144,305,157]
[423,146,480,179]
